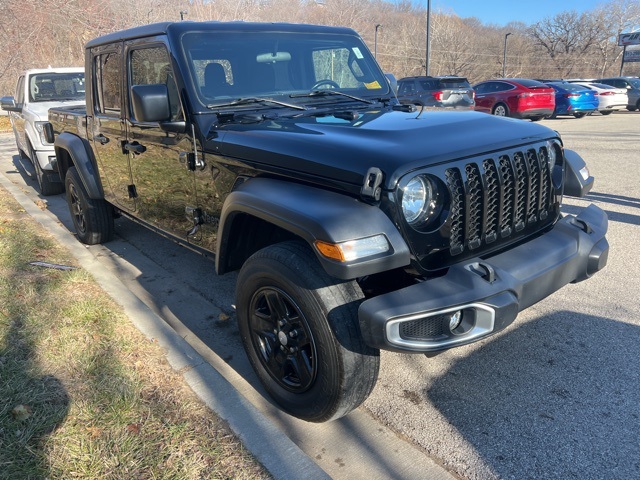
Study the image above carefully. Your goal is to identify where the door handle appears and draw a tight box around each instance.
[94,134,109,144]
[123,141,146,154]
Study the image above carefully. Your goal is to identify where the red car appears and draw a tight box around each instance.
[473,78,555,121]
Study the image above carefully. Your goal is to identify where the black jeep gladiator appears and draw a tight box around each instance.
[46,21,609,422]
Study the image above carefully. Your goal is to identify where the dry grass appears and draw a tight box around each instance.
[0,185,271,479]
[0,116,11,133]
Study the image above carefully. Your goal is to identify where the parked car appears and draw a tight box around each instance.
[1,67,85,195]
[569,81,628,115]
[45,21,608,422]
[473,78,555,121]
[396,76,475,109]
[546,82,599,118]
[596,76,640,111]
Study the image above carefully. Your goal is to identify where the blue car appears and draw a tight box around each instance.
[546,82,599,118]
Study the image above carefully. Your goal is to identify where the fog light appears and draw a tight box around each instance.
[448,310,463,332]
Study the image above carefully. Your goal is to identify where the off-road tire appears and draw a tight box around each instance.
[236,240,380,422]
[65,166,114,244]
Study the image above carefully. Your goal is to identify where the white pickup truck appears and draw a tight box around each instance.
[1,67,84,195]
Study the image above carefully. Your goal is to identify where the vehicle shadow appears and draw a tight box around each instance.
[586,191,640,210]
[425,312,640,479]
[1,266,70,477]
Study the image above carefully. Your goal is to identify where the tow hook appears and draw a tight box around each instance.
[571,217,593,234]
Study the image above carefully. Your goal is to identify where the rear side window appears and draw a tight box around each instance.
[418,79,437,90]
[94,51,121,116]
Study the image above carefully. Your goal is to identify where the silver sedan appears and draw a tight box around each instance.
[572,81,628,115]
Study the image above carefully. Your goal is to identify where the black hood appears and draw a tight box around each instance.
[204,108,558,190]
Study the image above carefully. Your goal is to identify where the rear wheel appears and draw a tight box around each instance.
[529,115,544,122]
[492,103,509,117]
[236,240,380,422]
[65,166,114,244]
[600,110,613,115]
[573,112,587,118]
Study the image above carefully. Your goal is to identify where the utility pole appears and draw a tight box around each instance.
[502,32,512,77]
[425,0,431,76]
[375,24,382,59]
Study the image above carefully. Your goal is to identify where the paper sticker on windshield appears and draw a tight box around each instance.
[364,80,381,89]
[352,47,364,59]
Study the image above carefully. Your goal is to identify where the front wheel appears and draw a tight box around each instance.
[65,166,114,244]
[529,115,544,122]
[600,110,613,116]
[573,112,587,118]
[236,240,380,422]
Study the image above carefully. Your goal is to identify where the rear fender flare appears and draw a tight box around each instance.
[54,132,104,199]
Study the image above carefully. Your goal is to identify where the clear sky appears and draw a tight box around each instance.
[430,0,606,27]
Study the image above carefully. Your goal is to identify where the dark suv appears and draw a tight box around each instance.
[596,76,640,111]
[397,75,475,108]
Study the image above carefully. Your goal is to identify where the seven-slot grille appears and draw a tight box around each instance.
[444,145,554,256]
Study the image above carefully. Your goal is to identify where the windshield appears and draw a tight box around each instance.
[180,31,390,109]
[29,72,85,102]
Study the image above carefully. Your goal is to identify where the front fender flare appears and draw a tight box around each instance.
[54,132,104,199]
[216,178,411,280]
[564,149,594,198]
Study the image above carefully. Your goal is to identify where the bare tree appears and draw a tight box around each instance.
[1,0,637,97]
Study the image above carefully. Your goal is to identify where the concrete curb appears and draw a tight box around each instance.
[0,170,330,480]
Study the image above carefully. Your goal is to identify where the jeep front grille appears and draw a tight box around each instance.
[444,145,555,257]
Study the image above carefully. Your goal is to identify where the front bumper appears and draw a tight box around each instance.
[358,204,608,354]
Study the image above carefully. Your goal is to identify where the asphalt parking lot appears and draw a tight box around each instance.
[1,110,638,479]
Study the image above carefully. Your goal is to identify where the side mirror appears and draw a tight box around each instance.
[1,95,22,113]
[131,84,171,122]
[43,122,55,144]
[130,84,186,133]
[564,149,594,198]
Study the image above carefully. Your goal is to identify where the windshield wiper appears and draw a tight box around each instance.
[291,90,375,105]
[207,97,307,111]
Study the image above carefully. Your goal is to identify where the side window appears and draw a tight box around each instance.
[399,81,415,95]
[129,46,182,121]
[474,83,486,95]
[94,51,122,116]
[15,76,25,104]
[494,82,509,92]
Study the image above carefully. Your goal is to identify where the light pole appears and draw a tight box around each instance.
[425,0,431,76]
[374,24,382,59]
[180,10,188,21]
[502,32,512,78]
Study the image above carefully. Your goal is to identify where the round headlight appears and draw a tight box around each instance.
[546,140,564,188]
[546,142,556,170]
[402,175,432,225]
